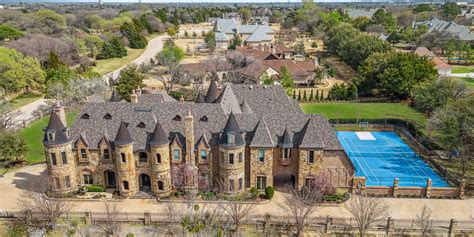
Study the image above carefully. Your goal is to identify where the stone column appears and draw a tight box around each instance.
[386,217,394,234]
[425,178,432,198]
[459,179,465,199]
[144,211,151,225]
[449,218,457,237]
[325,215,333,234]
[392,178,399,198]
[84,211,92,225]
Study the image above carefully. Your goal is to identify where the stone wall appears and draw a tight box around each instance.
[219,146,246,194]
[248,147,273,189]
[297,149,323,188]
[45,142,78,193]
[115,144,137,197]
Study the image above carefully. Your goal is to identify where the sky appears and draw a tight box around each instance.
[0,0,405,3]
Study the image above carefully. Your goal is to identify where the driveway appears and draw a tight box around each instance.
[7,98,50,129]
[103,35,169,81]
[1,164,473,220]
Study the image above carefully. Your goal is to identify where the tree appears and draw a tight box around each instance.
[412,77,471,115]
[167,27,176,38]
[46,77,108,107]
[344,194,389,237]
[204,31,216,53]
[230,35,242,50]
[415,205,433,237]
[280,66,294,93]
[115,65,145,101]
[281,184,323,237]
[352,16,370,31]
[155,44,185,92]
[0,133,27,163]
[84,35,104,58]
[370,9,396,32]
[184,30,189,38]
[0,47,46,93]
[98,201,121,235]
[338,34,392,68]
[97,37,127,59]
[293,42,306,56]
[262,73,274,85]
[427,97,473,176]
[120,22,147,49]
[222,193,255,235]
[313,67,325,84]
[239,8,252,24]
[357,51,437,99]
[0,24,23,41]
[0,101,21,131]
[413,4,432,13]
[442,2,461,21]
[192,31,197,38]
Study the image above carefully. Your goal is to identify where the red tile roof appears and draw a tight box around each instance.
[431,56,452,70]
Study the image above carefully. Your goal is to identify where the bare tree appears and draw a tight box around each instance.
[0,101,21,130]
[224,51,256,84]
[222,193,255,236]
[98,200,121,235]
[171,163,198,194]
[18,178,74,231]
[344,194,389,237]
[281,184,323,237]
[415,205,433,237]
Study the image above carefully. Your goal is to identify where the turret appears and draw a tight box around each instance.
[218,112,246,194]
[44,110,77,194]
[205,79,219,103]
[149,120,172,197]
[114,121,137,197]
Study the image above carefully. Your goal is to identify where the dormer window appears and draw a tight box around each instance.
[81,113,90,119]
[137,122,146,128]
[48,132,55,142]
[172,115,182,121]
[65,129,70,137]
[227,132,235,144]
[103,113,112,120]
[199,116,208,122]
[283,148,291,159]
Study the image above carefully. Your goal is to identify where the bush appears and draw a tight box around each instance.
[311,42,318,48]
[169,91,184,100]
[199,191,217,200]
[85,185,105,192]
[264,186,274,200]
[249,187,258,198]
[97,37,127,59]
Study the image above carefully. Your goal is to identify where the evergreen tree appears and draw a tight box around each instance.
[315,90,319,101]
[309,90,314,101]
[303,90,307,101]
[97,37,127,59]
[297,90,301,101]
[293,90,296,99]
[120,22,147,49]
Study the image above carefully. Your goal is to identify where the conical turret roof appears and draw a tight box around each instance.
[110,90,121,102]
[205,79,219,103]
[195,92,206,103]
[279,126,293,148]
[114,121,133,146]
[240,99,253,114]
[43,111,69,145]
[149,120,169,147]
[219,112,245,147]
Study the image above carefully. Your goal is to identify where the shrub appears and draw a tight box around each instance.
[249,187,258,198]
[265,186,274,200]
[311,42,318,48]
[85,185,105,192]
[126,233,134,237]
[169,91,184,100]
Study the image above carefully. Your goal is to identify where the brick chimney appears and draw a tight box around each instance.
[130,91,138,103]
[53,100,66,126]
[184,110,195,166]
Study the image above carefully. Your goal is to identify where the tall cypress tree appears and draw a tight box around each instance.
[315,90,319,101]
[297,90,301,101]
[303,90,307,101]
[309,90,314,101]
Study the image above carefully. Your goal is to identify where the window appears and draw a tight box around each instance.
[137,122,146,128]
[80,149,87,159]
[61,152,67,164]
[173,149,180,161]
[259,149,265,162]
[158,181,164,190]
[308,151,315,164]
[121,153,126,163]
[239,178,243,190]
[139,152,148,162]
[103,149,110,159]
[229,179,234,192]
[81,113,90,119]
[239,152,243,163]
[283,148,290,159]
[156,153,162,163]
[54,177,60,189]
[83,174,93,185]
[65,176,71,188]
[103,113,112,120]
[50,153,57,166]
[123,181,129,190]
[228,153,234,165]
[48,132,54,141]
[257,176,266,190]
[199,116,208,122]
[305,178,315,187]
[227,132,235,144]
[200,149,207,160]
[172,115,181,121]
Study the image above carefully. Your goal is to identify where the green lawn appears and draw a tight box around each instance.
[459,77,474,89]
[451,65,474,74]
[18,109,79,164]
[7,92,43,112]
[301,102,427,127]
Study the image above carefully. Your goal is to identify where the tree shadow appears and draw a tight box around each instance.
[12,169,48,192]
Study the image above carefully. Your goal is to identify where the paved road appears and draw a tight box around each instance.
[103,34,169,81]
[1,164,473,220]
[7,98,50,129]
[448,72,474,78]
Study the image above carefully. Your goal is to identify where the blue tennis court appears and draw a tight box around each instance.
[337,131,449,187]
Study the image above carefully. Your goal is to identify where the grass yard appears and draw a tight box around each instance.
[301,102,427,127]
[6,92,43,112]
[18,109,79,164]
[459,77,474,89]
[451,65,474,74]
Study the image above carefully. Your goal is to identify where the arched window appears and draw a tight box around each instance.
[156,153,161,163]
[123,181,129,190]
[158,181,164,191]
[139,152,148,162]
[103,113,112,120]
[81,113,90,119]
[172,115,182,121]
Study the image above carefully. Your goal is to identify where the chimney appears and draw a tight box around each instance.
[271,44,276,54]
[53,100,67,126]
[130,92,138,104]
[180,96,185,102]
[184,110,195,166]
[136,87,142,96]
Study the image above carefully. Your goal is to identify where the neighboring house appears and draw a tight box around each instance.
[414,47,452,75]
[249,16,270,25]
[181,60,233,82]
[347,8,377,19]
[213,18,275,51]
[414,17,474,42]
[43,82,355,197]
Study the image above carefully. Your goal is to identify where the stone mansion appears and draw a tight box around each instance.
[44,82,355,197]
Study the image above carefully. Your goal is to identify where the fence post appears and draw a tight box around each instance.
[144,211,151,225]
[84,211,91,225]
[22,120,27,128]
[324,215,332,234]
[459,179,465,199]
[386,217,394,234]
[263,213,271,230]
[425,178,432,198]
[392,178,399,198]
[449,218,457,237]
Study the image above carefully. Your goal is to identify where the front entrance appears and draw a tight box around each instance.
[139,174,151,192]
[105,170,116,189]
[273,174,296,191]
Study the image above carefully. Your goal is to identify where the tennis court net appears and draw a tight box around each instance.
[348,151,418,158]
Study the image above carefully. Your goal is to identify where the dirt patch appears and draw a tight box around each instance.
[321,55,358,82]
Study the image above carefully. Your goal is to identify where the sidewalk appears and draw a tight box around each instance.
[1,164,473,220]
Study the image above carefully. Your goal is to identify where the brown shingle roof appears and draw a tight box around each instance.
[431,56,452,70]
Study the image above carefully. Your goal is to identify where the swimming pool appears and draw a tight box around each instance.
[337,131,449,187]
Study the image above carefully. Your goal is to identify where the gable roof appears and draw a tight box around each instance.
[432,56,452,70]
[297,118,325,149]
[249,117,274,148]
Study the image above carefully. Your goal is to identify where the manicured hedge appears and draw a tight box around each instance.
[85,185,105,192]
